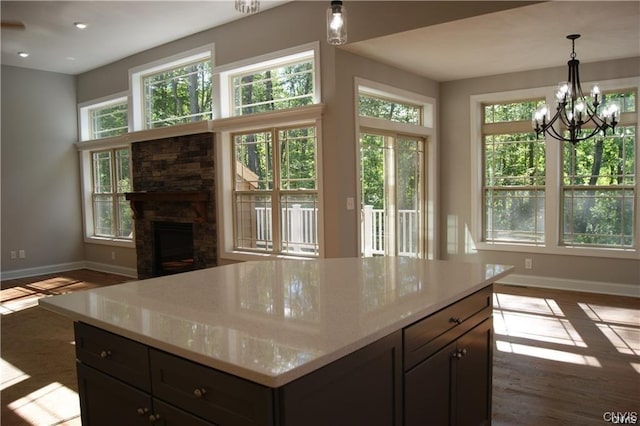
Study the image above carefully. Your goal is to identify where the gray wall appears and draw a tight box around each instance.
[1,66,83,272]
[440,57,640,286]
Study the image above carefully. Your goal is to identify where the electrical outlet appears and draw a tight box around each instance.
[346,197,355,210]
[111,251,116,260]
[10,251,16,260]
[19,250,26,259]
[525,258,532,269]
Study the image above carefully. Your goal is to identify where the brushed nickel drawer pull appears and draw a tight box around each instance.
[450,317,462,325]
[99,350,112,358]
[137,407,149,415]
[193,388,207,398]
[149,413,161,422]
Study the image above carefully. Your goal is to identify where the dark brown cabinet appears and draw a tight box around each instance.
[73,285,494,426]
[404,286,493,426]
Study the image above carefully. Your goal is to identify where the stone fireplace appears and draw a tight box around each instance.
[126,132,217,279]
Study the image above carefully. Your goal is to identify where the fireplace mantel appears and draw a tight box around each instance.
[125,191,210,223]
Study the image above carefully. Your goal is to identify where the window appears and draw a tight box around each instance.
[359,93,422,125]
[79,95,128,141]
[482,99,546,244]
[356,80,435,259]
[231,55,314,115]
[130,47,213,130]
[562,90,636,248]
[217,43,320,118]
[91,148,133,240]
[232,125,318,256]
[360,132,424,257]
[471,79,638,256]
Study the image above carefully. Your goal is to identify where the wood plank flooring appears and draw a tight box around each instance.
[1,270,638,425]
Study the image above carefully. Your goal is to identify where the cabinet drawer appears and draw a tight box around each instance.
[75,322,150,391]
[404,285,492,369]
[150,349,274,426]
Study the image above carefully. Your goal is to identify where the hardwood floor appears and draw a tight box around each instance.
[1,270,638,425]
[492,284,639,426]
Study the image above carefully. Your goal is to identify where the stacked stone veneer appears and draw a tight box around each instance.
[131,132,217,279]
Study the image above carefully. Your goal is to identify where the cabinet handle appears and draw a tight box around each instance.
[137,407,149,416]
[452,349,467,360]
[449,317,462,325]
[461,348,468,356]
[193,387,207,398]
[149,413,161,423]
[99,350,112,359]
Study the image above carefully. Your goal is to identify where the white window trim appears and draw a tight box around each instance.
[77,138,134,247]
[355,77,438,259]
[129,45,214,130]
[470,77,640,260]
[214,104,325,262]
[78,92,129,142]
[214,41,321,119]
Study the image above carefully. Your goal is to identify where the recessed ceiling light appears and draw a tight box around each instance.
[74,22,87,29]
[18,52,29,58]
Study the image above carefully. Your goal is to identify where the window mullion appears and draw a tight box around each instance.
[271,128,282,252]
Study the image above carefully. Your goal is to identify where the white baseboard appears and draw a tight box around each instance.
[1,261,137,281]
[498,273,640,298]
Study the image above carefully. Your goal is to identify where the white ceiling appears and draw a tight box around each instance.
[343,2,640,82]
[0,1,289,75]
[1,1,639,80]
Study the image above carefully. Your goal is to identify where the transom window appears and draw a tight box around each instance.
[359,93,422,125]
[232,125,318,256]
[482,99,546,244]
[231,56,314,115]
[130,47,213,130]
[79,96,128,141]
[91,148,132,240]
[143,58,212,128]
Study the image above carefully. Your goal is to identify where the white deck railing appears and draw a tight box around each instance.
[255,205,418,256]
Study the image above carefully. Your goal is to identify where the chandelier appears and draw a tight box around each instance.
[235,0,259,14]
[532,34,620,145]
[327,0,347,45]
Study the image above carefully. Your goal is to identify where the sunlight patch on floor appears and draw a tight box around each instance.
[578,303,640,327]
[7,382,80,426]
[0,358,30,391]
[494,293,565,316]
[496,340,602,367]
[494,310,587,347]
[595,323,640,356]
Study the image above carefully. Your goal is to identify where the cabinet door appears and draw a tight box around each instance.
[152,399,215,426]
[404,341,455,426]
[77,362,151,426]
[454,318,492,426]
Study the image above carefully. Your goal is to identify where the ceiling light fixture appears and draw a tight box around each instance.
[532,34,619,145]
[235,0,259,14]
[18,51,29,58]
[327,0,347,46]
[74,22,87,29]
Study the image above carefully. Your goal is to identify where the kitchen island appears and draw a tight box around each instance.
[40,257,513,426]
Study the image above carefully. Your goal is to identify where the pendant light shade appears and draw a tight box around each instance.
[327,1,347,45]
[235,0,259,14]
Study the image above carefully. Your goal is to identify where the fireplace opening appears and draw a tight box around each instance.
[153,221,195,276]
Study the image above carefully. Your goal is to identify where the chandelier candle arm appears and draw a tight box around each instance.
[532,34,620,145]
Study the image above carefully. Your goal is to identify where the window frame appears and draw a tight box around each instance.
[214,43,323,262]
[78,139,134,247]
[129,45,214,131]
[215,42,321,119]
[470,77,640,259]
[231,124,320,256]
[355,78,437,259]
[78,93,129,142]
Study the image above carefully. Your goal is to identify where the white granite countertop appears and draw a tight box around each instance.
[39,257,513,387]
